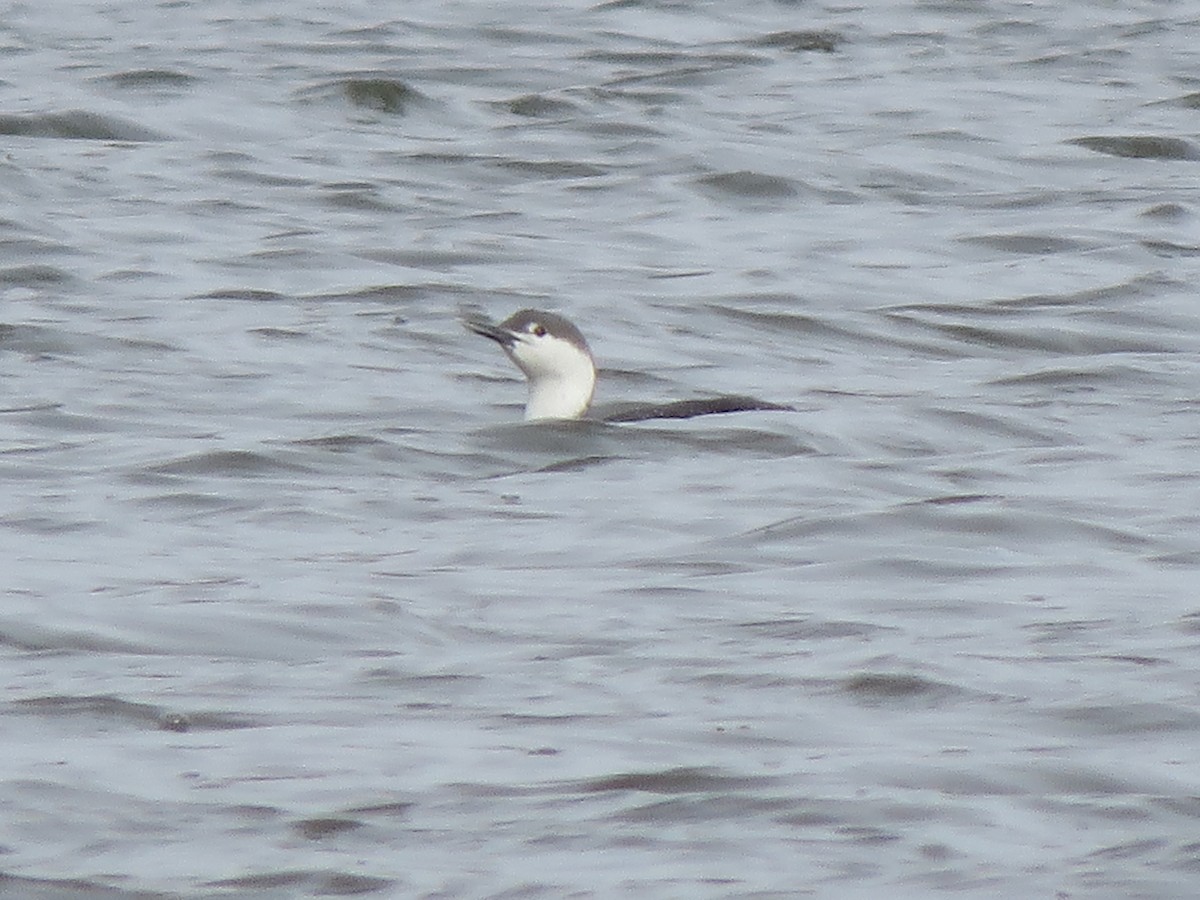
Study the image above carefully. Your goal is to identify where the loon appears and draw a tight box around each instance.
[464,308,792,423]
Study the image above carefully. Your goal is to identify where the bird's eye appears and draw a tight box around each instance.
[531,324,547,337]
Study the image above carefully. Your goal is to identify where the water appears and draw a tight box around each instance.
[3,1,1200,897]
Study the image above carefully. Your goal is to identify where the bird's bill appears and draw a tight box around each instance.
[463,315,516,348]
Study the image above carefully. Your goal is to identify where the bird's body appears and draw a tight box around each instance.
[464,308,792,423]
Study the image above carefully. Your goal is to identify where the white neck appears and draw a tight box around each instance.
[524,373,594,420]
[501,329,596,421]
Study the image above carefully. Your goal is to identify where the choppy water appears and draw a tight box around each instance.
[3,1,1200,897]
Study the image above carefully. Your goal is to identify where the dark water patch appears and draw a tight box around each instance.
[596,365,690,395]
[911,127,992,146]
[0,235,76,261]
[501,93,582,117]
[474,418,617,456]
[405,150,490,167]
[206,870,314,889]
[959,233,1094,255]
[862,163,965,203]
[700,294,796,312]
[745,497,1150,553]
[492,158,609,179]
[358,668,481,696]
[706,304,864,344]
[117,335,179,354]
[1035,799,1155,826]
[317,873,398,895]
[582,47,718,67]
[297,77,429,116]
[843,672,965,705]
[848,557,1021,580]
[931,503,1149,550]
[226,803,282,822]
[94,69,198,89]
[292,433,390,452]
[205,870,395,894]
[880,765,1024,798]
[685,670,807,690]
[1096,654,1167,667]
[0,873,168,899]
[1067,135,1200,161]
[580,767,776,795]
[292,817,363,840]
[248,326,309,340]
[1154,549,1200,567]
[192,287,288,302]
[0,513,99,535]
[887,315,1176,355]
[10,695,256,732]
[613,793,797,826]
[1167,91,1200,109]
[327,21,404,41]
[588,85,687,107]
[0,619,151,654]
[1140,239,1200,258]
[321,182,393,211]
[609,586,708,609]
[132,491,250,516]
[646,268,712,279]
[598,53,765,87]
[975,188,1084,211]
[632,425,813,459]
[629,555,761,577]
[1048,702,1200,735]
[0,401,62,416]
[0,264,73,285]
[1020,619,1114,648]
[989,362,1170,390]
[464,21,586,48]
[477,713,604,734]
[533,454,619,473]
[695,170,801,201]
[257,240,334,266]
[736,617,888,641]
[341,78,423,115]
[1,323,177,364]
[209,161,313,188]
[992,272,1176,310]
[925,408,1060,444]
[575,118,667,139]
[146,449,314,477]
[19,407,122,434]
[917,493,999,507]
[358,248,503,268]
[836,825,902,847]
[303,283,440,304]
[0,110,166,141]
[746,30,845,53]
[1086,837,1169,861]
[345,800,416,818]
[1140,202,1189,221]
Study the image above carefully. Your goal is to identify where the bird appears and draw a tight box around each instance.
[463,308,792,423]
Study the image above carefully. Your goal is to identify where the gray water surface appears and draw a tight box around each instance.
[3,1,1200,897]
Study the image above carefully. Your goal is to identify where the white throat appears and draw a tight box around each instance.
[524,371,595,420]
[506,340,595,421]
